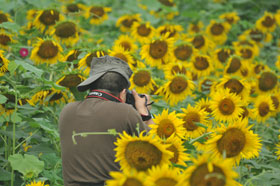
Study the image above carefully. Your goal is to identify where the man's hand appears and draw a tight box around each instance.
[132,89,149,115]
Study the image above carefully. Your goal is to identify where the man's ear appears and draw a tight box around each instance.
[119,89,126,103]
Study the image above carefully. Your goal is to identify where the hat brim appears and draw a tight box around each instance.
[77,72,105,92]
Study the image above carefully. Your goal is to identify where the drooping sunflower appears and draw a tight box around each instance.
[0,10,13,24]
[45,88,69,105]
[177,105,210,139]
[140,35,174,67]
[183,154,241,186]
[187,21,204,35]
[163,61,190,77]
[209,88,244,123]
[150,109,185,139]
[116,14,142,32]
[131,22,155,43]
[56,72,87,88]
[106,169,147,186]
[85,5,111,25]
[212,47,234,69]
[172,42,197,62]
[206,20,231,45]
[256,71,278,94]
[252,94,275,123]
[30,38,63,65]
[28,89,52,106]
[145,164,185,186]
[206,119,262,165]
[0,50,9,73]
[114,131,173,171]
[25,180,49,186]
[130,63,156,94]
[62,3,86,14]
[156,74,195,106]
[64,49,82,68]
[114,35,138,53]
[78,49,108,75]
[33,9,64,33]
[256,11,277,33]
[241,28,272,47]
[219,12,240,25]
[109,45,134,68]
[187,34,215,54]
[0,29,14,50]
[50,21,79,46]
[224,55,243,76]
[157,24,183,39]
[190,53,214,78]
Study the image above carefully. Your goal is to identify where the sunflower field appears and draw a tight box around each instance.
[1,0,280,185]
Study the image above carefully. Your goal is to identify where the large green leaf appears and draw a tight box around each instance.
[14,60,44,78]
[0,168,11,181]
[8,154,44,179]
[0,94,7,104]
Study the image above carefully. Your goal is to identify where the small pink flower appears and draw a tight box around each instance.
[20,48,29,57]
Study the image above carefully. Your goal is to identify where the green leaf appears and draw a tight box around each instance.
[0,94,7,104]
[10,112,22,123]
[0,167,11,181]
[8,154,44,179]
[14,60,43,77]
[0,22,21,33]
[8,60,19,74]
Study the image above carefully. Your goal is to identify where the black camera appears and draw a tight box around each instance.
[125,90,146,108]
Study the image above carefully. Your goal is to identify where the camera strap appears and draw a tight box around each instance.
[87,90,122,103]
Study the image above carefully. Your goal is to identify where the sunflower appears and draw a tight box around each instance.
[252,94,275,123]
[45,88,69,105]
[131,22,155,43]
[158,0,175,6]
[116,14,142,32]
[109,45,134,68]
[145,164,185,186]
[270,93,280,115]
[256,11,277,33]
[130,63,156,94]
[156,74,195,106]
[106,169,147,186]
[198,76,216,95]
[252,61,268,76]
[206,119,262,165]
[177,105,210,139]
[224,55,243,76]
[216,76,250,101]
[195,97,213,116]
[50,21,79,46]
[140,35,174,67]
[187,21,204,34]
[64,49,82,68]
[150,109,185,139]
[235,44,258,62]
[256,71,278,94]
[85,5,111,25]
[219,12,240,25]
[28,89,52,106]
[114,35,138,53]
[241,28,272,47]
[210,88,244,123]
[163,62,190,77]
[33,9,64,33]
[172,42,197,62]
[0,10,13,24]
[183,154,240,186]
[157,24,183,39]
[30,38,63,65]
[114,131,173,171]
[56,72,87,88]
[78,50,108,75]
[187,34,215,54]
[0,29,14,50]
[206,20,231,45]
[190,53,214,78]
[25,180,49,186]
[0,50,9,73]
[62,3,86,14]
[212,47,234,69]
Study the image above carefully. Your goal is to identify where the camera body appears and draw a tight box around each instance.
[125,90,146,108]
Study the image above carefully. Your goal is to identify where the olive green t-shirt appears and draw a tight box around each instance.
[59,98,148,186]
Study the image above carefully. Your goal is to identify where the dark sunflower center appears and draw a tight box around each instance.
[169,76,188,94]
[241,69,248,77]
[90,6,104,19]
[174,45,192,61]
[249,29,264,42]
[167,144,179,164]
[218,49,234,63]
[114,53,128,63]
[191,24,200,33]
[201,104,212,114]
[217,128,246,158]
[149,40,168,59]
[155,178,177,186]
[171,65,186,75]
[160,28,176,38]
[39,10,60,26]
[121,18,137,28]
[261,16,275,28]
[123,178,143,186]
[271,96,279,110]
[137,24,151,36]
[67,4,80,13]
[67,50,82,62]
[183,112,200,131]
[55,22,76,38]
[240,48,252,59]
[224,79,244,95]
[190,163,226,186]
[0,34,11,46]
[58,74,83,88]
[120,41,131,51]
[125,141,162,171]
[218,98,235,115]
[210,23,224,35]
[241,106,249,119]
[258,102,270,117]
[49,92,63,102]
[191,35,205,49]
[157,119,175,138]
[37,41,58,59]
[133,70,151,87]
[158,0,175,6]
[0,13,8,24]
[201,79,213,92]
[226,57,241,73]
[225,17,234,24]
[258,72,277,91]
[194,56,209,70]
[254,64,265,74]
